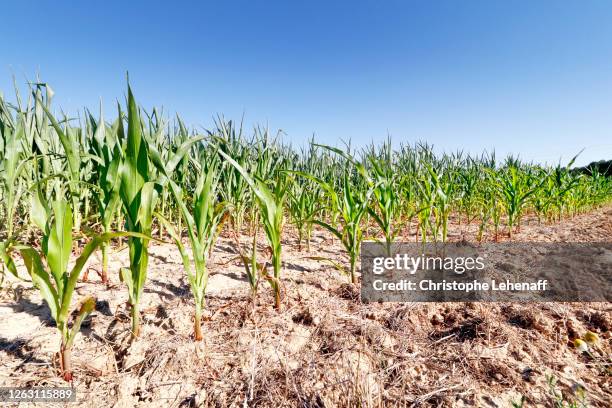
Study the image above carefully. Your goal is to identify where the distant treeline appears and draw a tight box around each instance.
[573,160,612,177]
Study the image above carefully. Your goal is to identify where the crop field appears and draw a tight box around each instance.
[0,83,611,407]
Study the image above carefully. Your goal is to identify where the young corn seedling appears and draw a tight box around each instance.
[396,174,419,239]
[218,149,289,310]
[430,164,455,243]
[116,85,162,339]
[368,145,401,255]
[152,151,228,341]
[232,199,264,296]
[416,168,436,244]
[9,197,126,381]
[476,178,503,242]
[287,181,319,251]
[546,154,583,221]
[117,85,202,338]
[292,144,375,284]
[493,166,541,238]
[458,160,480,225]
[336,170,374,283]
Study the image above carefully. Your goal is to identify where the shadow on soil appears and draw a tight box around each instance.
[0,336,47,366]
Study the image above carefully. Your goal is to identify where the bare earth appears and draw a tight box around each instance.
[0,207,611,407]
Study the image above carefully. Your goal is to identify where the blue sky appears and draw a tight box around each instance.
[2,1,612,166]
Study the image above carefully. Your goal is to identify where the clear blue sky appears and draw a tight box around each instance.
[2,1,612,166]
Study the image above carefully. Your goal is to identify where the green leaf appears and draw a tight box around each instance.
[219,150,276,209]
[155,212,196,287]
[136,182,160,229]
[45,200,73,292]
[119,267,134,297]
[166,135,206,175]
[36,95,81,185]
[16,246,60,322]
[30,185,50,232]
[0,241,22,281]
[313,219,343,241]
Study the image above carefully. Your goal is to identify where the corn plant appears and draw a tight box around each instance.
[416,167,436,244]
[494,166,540,238]
[287,181,319,251]
[218,149,289,310]
[8,197,125,381]
[152,150,228,340]
[115,85,162,338]
[116,85,204,337]
[430,164,456,243]
[546,156,582,221]
[368,143,401,254]
[292,144,375,284]
[457,159,480,224]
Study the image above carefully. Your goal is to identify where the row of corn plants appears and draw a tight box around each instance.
[1,79,611,381]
